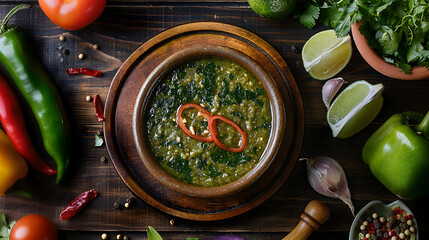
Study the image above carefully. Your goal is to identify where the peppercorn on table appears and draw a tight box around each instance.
[0,1,428,239]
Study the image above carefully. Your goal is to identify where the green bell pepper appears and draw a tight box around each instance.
[362,110,429,199]
[0,4,71,183]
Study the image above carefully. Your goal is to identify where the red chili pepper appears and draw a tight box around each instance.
[60,189,98,221]
[394,207,404,217]
[93,94,104,122]
[0,73,57,175]
[209,115,247,152]
[66,68,102,77]
[367,223,375,234]
[176,103,213,142]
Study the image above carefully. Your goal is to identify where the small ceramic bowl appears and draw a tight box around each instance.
[349,200,419,240]
[351,23,429,80]
[133,45,285,198]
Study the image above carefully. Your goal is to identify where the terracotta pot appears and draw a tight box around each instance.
[132,45,285,198]
[351,22,429,80]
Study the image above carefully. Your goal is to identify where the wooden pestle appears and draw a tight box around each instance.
[282,200,330,240]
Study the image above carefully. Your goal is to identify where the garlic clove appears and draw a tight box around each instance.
[301,157,355,216]
[322,77,346,109]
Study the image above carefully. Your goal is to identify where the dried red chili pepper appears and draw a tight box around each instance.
[66,68,102,77]
[93,94,104,122]
[60,189,97,220]
[209,115,247,152]
[176,103,213,142]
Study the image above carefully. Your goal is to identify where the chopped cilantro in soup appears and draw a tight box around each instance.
[145,58,271,187]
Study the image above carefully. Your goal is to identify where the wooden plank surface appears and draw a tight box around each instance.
[0,1,428,239]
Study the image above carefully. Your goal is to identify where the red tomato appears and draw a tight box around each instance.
[38,0,106,31]
[10,214,57,240]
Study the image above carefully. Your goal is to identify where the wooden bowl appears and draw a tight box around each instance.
[133,45,285,198]
[351,23,429,80]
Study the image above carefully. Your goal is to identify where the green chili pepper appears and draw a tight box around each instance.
[0,4,71,183]
[362,110,429,199]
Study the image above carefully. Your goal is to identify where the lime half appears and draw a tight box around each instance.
[248,0,297,20]
[302,30,352,80]
[327,80,384,138]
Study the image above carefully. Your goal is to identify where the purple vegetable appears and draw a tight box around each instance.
[211,235,245,240]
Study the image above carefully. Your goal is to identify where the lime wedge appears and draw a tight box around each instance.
[327,80,384,138]
[302,29,352,80]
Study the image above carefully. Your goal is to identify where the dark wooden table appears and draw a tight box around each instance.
[0,1,428,239]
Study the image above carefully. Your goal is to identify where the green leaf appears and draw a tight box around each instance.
[186,238,199,240]
[0,214,15,239]
[407,43,424,63]
[147,226,163,240]
[421,20,429,32]
[319,2,342,26]
[396,62,412,74]
[95,134,104,147]
[7,221,15,231]
[375,26,401,55]
[333,2,361,37]
[296,2,320,28]
[376,1,393,15]
[0,214,9,238]
[0,215,7,228]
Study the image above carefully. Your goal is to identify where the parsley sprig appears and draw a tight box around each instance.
[295,0,429,73]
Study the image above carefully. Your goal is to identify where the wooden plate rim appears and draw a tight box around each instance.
[104,21,305,221]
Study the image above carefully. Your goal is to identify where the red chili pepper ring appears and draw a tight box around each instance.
[209,115,247,152]
[176,103,213,142]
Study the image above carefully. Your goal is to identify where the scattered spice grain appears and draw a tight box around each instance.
[101,233,108,240]
[124,202,130,208]
[291,45,299,53]
[100,156,107,163]
[93,44,100,50]
[86,96,92,102]
[79,53,85,60]
[116,234,122,240]
[169,219,175,225]
[113,202,121,209]
[123,236,128,240]
[59,35,65,41]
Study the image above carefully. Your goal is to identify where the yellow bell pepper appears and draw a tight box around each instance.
[0,129,28,196]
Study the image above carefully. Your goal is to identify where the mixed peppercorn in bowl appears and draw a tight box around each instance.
[350,200,418,240]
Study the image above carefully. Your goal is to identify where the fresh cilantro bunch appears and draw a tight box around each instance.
[295,0,429,73]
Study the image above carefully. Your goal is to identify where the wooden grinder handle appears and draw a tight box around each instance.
[282,200,330,240]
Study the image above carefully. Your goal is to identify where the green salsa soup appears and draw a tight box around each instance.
[145,58,271,187]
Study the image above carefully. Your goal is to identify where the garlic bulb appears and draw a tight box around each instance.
[322,77,345,109]
[301,157,355,216]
